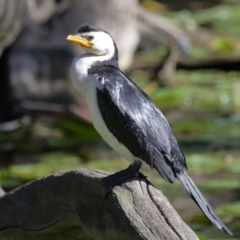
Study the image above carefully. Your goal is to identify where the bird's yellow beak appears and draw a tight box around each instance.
[66,35,92,48]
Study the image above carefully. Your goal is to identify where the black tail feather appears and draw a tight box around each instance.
[177,171,232,236]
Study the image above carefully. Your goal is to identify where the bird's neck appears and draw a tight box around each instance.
[70,53,118,98]
[76,52,118,75]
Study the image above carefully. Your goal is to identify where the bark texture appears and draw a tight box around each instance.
[0,169,198,240]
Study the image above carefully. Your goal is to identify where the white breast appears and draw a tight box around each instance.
[70,55,135,163]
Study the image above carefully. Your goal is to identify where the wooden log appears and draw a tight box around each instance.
[0,169,198,240]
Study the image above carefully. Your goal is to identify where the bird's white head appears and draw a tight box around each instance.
[67,23,118,61]
[66,24,119,96]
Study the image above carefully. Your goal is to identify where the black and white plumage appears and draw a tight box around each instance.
[67,23,232,235]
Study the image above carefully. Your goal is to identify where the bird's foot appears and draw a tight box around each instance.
[101,166,135,196]
[101,161,143,197]
[138,171,147,180]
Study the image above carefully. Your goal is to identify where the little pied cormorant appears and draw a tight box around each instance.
[67,23,232,236]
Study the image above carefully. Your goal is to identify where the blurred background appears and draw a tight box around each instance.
[0,0,239,239]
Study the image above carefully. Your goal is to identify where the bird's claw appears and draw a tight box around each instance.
[101,176,115,198]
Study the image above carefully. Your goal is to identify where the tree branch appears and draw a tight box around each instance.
[0,169,198,240]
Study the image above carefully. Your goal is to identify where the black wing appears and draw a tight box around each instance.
[92,66,186,183]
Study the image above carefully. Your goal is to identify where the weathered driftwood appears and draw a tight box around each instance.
[0,169,198,240]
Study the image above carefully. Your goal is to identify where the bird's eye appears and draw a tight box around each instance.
[86,36,94,41]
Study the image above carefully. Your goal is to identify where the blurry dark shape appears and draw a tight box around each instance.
[149,48,179,86]
[131,52,240,73]
[21,100,91,123]
[177,54,240,71]
[0,0,70,123]
[0,0,27,122]
[0,0,69,55]
[0,0,27,55]
[154,0,221,11]
[0,47,16,122]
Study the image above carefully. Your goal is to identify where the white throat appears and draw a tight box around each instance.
[70,52,113,97]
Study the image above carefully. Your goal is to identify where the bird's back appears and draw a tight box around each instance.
[90,65,186,182]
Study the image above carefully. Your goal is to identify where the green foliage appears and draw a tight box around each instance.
[217,202,240,218]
